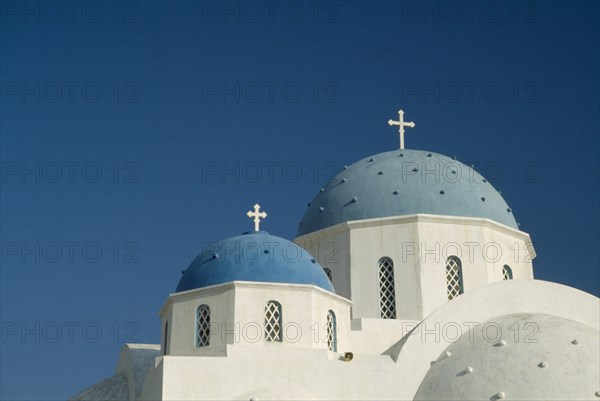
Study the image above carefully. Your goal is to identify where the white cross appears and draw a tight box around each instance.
[388,109,415,150]
[246,204,267,231]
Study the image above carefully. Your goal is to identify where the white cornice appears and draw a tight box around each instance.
[158,280,352,316]
[295,213,533,244]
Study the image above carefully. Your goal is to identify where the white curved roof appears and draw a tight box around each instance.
[68,372,128,401]
[69,344,160,401]
[388,280,600,400]
[414,313,600,400]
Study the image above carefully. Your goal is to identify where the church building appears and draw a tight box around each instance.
[71,110,600,401]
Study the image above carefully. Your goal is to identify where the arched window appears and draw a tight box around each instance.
[378,257,396,319]
[264,301,282,342]
[326,310,337,352]
[446,256,464,300]
[163,321,168,355]
[323,267,333,282]
[196,304,210,347]
[502,265,513,280]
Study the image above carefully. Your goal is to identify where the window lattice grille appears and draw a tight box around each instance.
[446,256,463,300]
[326,310,337,352]
[264,301,282,342]
[196,305,210,347]
[502,265,513,281]
[324,268,333,282]
[378,257,397,319]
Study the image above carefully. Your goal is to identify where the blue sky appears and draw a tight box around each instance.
[1,1,598,399]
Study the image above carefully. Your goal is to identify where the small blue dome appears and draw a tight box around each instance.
[297,150,517,236]
[176,231,334,293]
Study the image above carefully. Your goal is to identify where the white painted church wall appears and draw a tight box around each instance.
[130,280,600,401]
[296,214,536,321]
[299,229,351,301]
[140,347,402,401]
[350,318,420,355]
[389,280,600,400]
[160,285,236,355]
[160,282,352,355]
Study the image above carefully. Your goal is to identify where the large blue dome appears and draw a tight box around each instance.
[176,231,334,293]
[297,149,517,236]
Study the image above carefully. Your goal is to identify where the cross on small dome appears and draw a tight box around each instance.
[246,203,267,231]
